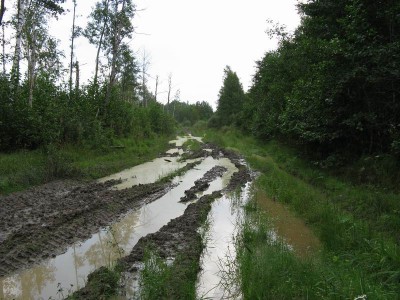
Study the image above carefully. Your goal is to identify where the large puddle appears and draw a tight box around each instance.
[0,136,238,300]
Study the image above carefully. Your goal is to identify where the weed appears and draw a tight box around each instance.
[138,247,200,300]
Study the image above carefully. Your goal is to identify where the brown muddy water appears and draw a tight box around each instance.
[255,190,321,258]
[123,158,238,298]
[196,183,251,300]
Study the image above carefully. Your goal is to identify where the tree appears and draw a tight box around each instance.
[0,0,5,26]
[104,0,135,106]
[69,0,77,98]
[241,0,400,158]
[119,44,139,103]
[85,0,135,108]
[167,73,172,112]
[140,49,150,106]
[11,0,26,91]
[84,0,110,91]
[216,66,245,126]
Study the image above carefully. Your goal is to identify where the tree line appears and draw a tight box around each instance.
[0,0,179,151]
[214,0,400,161]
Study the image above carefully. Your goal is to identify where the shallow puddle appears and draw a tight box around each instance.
[166,148,184,155]
[0,140,237,299]
[98,156,188,190]
[169,134,203,147]
[196,183,250,300]
[255,190,321,258]
[99,135,202,190]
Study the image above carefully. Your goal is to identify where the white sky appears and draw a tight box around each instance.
[48,0,301,109]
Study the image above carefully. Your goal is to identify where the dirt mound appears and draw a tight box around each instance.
[180,165,227,202]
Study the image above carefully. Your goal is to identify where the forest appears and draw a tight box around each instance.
[214,0,400,165]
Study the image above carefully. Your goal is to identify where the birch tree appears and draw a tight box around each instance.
[69,0,77,98]
[104,0,135,106]
[84,0,110,91]
[0,0,5,26]
[11,0,26,90]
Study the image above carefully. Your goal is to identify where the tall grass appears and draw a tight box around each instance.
[203,128,400,298]
[139,248,200,300]
[238,200,394,299]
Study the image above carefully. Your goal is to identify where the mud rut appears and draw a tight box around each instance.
[0,141,252,298]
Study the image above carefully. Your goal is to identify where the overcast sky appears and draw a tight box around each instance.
[49,0,301,109]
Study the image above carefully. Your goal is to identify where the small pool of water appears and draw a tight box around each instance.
[196,183,250,300]
[98,156,188,190]
[255,190,321,258]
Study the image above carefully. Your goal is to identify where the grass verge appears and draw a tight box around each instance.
[139,248,201,300]
[0,135,172,195]
[201,127,400,299]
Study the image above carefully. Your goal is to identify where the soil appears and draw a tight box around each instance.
[180,165,227,202]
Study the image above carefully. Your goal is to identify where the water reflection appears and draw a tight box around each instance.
[98,157,188,190]
[197,183,250,299]
[1,263,56,300]
[0,154,235,299]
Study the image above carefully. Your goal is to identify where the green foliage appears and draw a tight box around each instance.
[241,0,400,159]
[139,248,200,300]
[205,128,400,298]
[165,100,213,126]
[216,66,245,127]
[1,0,175,159]
[238,204,397,299]
[140,250,172,299]
[0,74,175,152]
[68,265,122,300]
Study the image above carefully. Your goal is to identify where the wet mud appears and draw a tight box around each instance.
[72,144,253,299]
[0,137,254,299]
[180,166,228,202]
[0,180,173,277]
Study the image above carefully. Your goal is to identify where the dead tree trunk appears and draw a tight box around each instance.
[75,60,80,94]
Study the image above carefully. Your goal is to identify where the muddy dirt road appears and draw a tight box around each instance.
[0,136,252,299]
